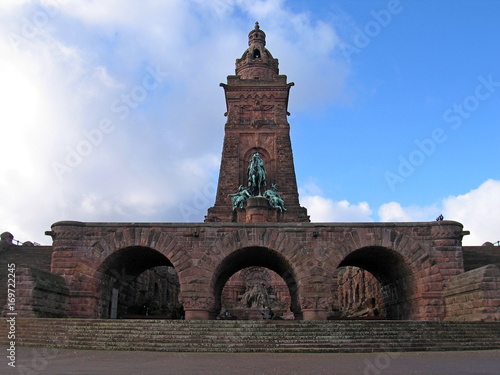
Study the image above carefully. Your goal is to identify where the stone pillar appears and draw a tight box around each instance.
[67,293,99,318]
[185,309,211,320]
[302,309,328,320]
[245,197,276,223]
[300,295,331,320]
[180,294,214,320]
[413,221,468,320]
[246,197,269,222]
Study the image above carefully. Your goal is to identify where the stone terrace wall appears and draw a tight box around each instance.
[0,244,53,271]
[445,265,500,321]
[463,246,500,271]
[6,266,69,318]
[0,244,53,315]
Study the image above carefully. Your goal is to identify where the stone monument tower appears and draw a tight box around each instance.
[2,23,498,325]
[206,22,309,223]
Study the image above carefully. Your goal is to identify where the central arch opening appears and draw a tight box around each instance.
[335,246,415,320]
[212,246,301,320]
[221,266,292,320]
[96,246,181,319]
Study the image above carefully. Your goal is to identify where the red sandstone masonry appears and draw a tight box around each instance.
[6,266,68,318]
[5,25,499,322]
[445,265,500,321]
[45,220,484,320]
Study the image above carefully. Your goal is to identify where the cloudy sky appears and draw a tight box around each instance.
[1,0,499,246]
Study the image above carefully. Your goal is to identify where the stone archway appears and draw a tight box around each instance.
[221,266,292,319]
[337,246,415,319]
[197,227,322,320]
[66,227,192,319]
[49,222,457,321]
[330,227,447,320]
[210,246,302,320]
[95,246,180,319]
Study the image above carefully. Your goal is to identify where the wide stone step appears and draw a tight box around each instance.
[16,337,500,348]
[2,319,500,353]
[10,335,498,346]
[14,328,500,339]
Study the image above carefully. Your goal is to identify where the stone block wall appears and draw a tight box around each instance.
[47,220,473,320]
[8,266,69,318]
[462,246,500,271]
[0,244,53,271]
[445,265,500,321]
[0,243,54,315]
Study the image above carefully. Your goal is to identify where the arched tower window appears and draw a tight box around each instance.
[253,49,261,58]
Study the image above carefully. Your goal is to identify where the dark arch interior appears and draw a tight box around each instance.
[253,48,261,58]
[338,246,414,319]
[100,246,173,277]
[212,246,301,318]
[96,246,179,319]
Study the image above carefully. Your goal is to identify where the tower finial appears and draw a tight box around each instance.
[236,22,277,78]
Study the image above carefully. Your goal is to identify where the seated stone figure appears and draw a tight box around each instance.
[240,283,271,309]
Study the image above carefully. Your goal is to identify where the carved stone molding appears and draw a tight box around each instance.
[180,295,215,310]
[300,296,332,310]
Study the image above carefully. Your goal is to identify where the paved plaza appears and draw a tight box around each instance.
[2,346,500,375]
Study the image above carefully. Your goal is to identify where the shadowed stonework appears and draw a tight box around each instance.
[1,24,499,322]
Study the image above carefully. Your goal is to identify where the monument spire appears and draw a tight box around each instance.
[205,24,309,223]
[236,21,279,80]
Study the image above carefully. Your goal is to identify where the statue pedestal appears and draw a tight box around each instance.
[185,309,210,320]
[245,197,278,223]
[302,309,328,321]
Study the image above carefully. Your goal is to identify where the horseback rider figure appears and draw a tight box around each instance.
[247,152,267,196]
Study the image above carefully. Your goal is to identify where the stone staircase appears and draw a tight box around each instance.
[1,319,500,353]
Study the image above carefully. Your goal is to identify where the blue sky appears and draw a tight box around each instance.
[1,0,499,246]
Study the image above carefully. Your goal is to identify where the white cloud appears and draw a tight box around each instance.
[377,180,500,246]
[302,195,373,222]
[378,202,439,222]
[300,181,373,222]
[443,179,500,246]
[0,1,352,244]
[0,63,39,177]
[378,202,411,221]
[0,0,29,11]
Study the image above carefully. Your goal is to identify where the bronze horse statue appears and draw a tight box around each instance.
[247,152,267,196]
